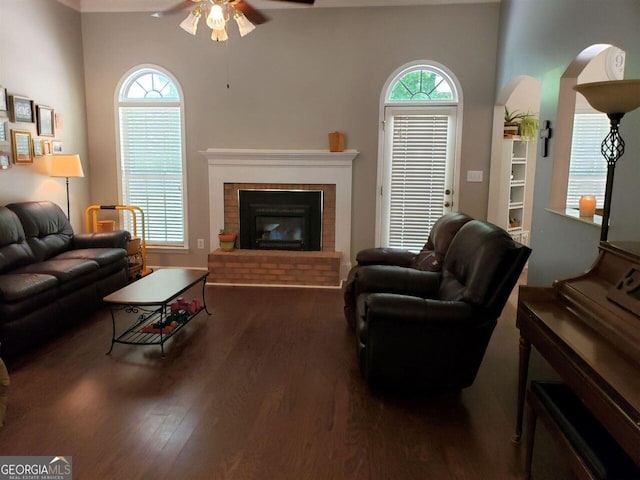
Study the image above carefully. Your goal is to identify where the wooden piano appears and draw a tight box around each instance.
[515,241,640,467]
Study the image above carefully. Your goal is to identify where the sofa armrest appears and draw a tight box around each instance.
[354,265,441,298]
[363,293,477,327]
[356,248,416,267]
[73,230,131,250]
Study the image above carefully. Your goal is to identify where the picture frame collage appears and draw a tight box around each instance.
[0,85,61,170]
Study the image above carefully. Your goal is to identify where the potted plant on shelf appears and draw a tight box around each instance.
[504,107,539,140]
[218,229,237,252]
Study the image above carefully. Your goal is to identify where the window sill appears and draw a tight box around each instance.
[146,246,190,255]
[546,207,602,228]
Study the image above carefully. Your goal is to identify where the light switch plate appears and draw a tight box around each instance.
[467,170,483,182]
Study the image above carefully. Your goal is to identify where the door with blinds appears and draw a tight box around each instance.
[380,106,457,251]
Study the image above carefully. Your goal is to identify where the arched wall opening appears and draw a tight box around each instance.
[547,43,623,215]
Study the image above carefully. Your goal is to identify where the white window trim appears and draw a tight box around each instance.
[114,64,189,250]
[375,60,463,247]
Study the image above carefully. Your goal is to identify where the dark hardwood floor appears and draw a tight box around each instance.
[0,281,572,479]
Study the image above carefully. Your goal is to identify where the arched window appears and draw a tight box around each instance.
[377,62,461,250]
[387,67,455,102]
[116,66,187,248]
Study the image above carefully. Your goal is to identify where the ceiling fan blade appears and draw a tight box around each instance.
[233,1,269,25]
[269,0,315,4]
[151,0,199,18]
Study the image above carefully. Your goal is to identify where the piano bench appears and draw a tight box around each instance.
[525,381,639,480]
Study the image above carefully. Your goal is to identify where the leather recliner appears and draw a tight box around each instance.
[343,212,472,328]
[354,219,531,389]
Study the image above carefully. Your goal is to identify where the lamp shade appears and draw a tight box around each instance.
[180,10,201,35]
[50,154,84,178]
[573,80,640,114]
[234,11,256,37]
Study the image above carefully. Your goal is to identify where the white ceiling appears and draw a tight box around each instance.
[59,0,498,13]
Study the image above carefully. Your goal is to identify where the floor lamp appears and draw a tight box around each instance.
[573,80,640,241]
[50,154,85,220]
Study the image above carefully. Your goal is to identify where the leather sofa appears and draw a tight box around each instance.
[0,201,130,359]
[352,219,531,389]
[343,212,473,329]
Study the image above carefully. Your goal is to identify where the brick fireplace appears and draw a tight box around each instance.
[202,149,358,286]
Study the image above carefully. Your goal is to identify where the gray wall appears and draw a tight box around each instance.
[81,4,500,268]
[0,0,90,231]
[496,0,640,286]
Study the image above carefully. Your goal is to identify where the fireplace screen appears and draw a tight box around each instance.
[239,190,322,251]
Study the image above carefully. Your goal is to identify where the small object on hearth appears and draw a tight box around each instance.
[328,132,345,152]
[218,230,237,251]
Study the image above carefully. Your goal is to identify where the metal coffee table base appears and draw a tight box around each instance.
[104,269,210,358]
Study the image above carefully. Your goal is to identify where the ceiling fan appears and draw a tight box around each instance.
[152,0,315,41]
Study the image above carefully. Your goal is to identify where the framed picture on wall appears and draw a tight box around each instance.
[11,130,33,164]
[0,152,11,169]
[8,95,34,123]
[36,105,55,137]
[0,87,7,112]
[0,121,6,142]
[52,141,63,154]
[43,140,52,155]
[33,138,44,157]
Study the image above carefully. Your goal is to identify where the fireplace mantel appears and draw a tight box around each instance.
[201,148,359,279]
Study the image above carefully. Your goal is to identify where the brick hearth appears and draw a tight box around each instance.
[208,249,341,287]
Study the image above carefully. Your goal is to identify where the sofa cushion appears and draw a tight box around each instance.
[0,273,58,303]
[7,201,74,262]
[54,248,127,267]
[0,207,36,274]
[15,259,99,283]
[73,231,131,250]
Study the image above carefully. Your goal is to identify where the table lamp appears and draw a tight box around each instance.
[50,154,84,219]
[573,80,640,241]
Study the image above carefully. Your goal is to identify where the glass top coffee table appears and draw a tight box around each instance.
[103,268,210,358]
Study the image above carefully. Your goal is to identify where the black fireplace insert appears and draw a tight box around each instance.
[238,190,322,251]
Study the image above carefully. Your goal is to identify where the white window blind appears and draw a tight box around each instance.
[119,106,185,246]
[567,113,609,210]
[388,114,449,251]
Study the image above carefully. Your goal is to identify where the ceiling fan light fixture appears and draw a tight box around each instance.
[234,11,256,37]
[206,3,227,31]
[179,8,201,35]
[211,26,228,42]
